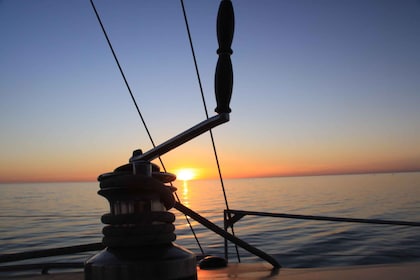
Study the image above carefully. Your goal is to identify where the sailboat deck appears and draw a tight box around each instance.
[9,262,420,280]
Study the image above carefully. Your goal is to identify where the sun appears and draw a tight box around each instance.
[176,168,196,181]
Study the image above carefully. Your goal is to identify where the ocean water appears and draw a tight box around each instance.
[1,172,420,274]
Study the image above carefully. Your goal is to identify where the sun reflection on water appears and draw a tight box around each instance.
[182,180,189,207]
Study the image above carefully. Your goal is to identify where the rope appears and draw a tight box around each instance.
[180,0,240,262]
[89,0,204,255]
[101,212,177,247]
[98,173,178,247]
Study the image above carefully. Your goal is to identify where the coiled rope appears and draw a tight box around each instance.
[96,169,178,247]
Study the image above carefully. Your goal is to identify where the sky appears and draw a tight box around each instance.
[0,0,419,182]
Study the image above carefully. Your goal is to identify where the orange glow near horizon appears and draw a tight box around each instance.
[1,156,420,183]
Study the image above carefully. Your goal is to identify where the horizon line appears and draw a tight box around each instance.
[1,169,419,184]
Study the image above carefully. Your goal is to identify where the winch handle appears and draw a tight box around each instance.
[130,0,234,163]
[215,0,234,114]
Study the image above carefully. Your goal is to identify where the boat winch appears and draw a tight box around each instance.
[85,0,235,278]
[84,149,197,280]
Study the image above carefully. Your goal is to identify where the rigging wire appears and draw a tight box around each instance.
[89,0,155,149]
[89,0,204,255]
[180,0,240,262]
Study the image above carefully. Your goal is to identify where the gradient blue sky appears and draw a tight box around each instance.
[1,0,419,182]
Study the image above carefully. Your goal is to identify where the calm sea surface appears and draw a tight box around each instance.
[1,172,420,274]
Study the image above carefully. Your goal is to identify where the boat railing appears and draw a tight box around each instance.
[223,209,420,262]
[1,208,420,274]
[0,243,104,274]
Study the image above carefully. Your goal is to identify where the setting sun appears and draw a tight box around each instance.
[175,168,196,181]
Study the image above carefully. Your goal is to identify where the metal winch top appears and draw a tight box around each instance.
[85,150,197,280]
